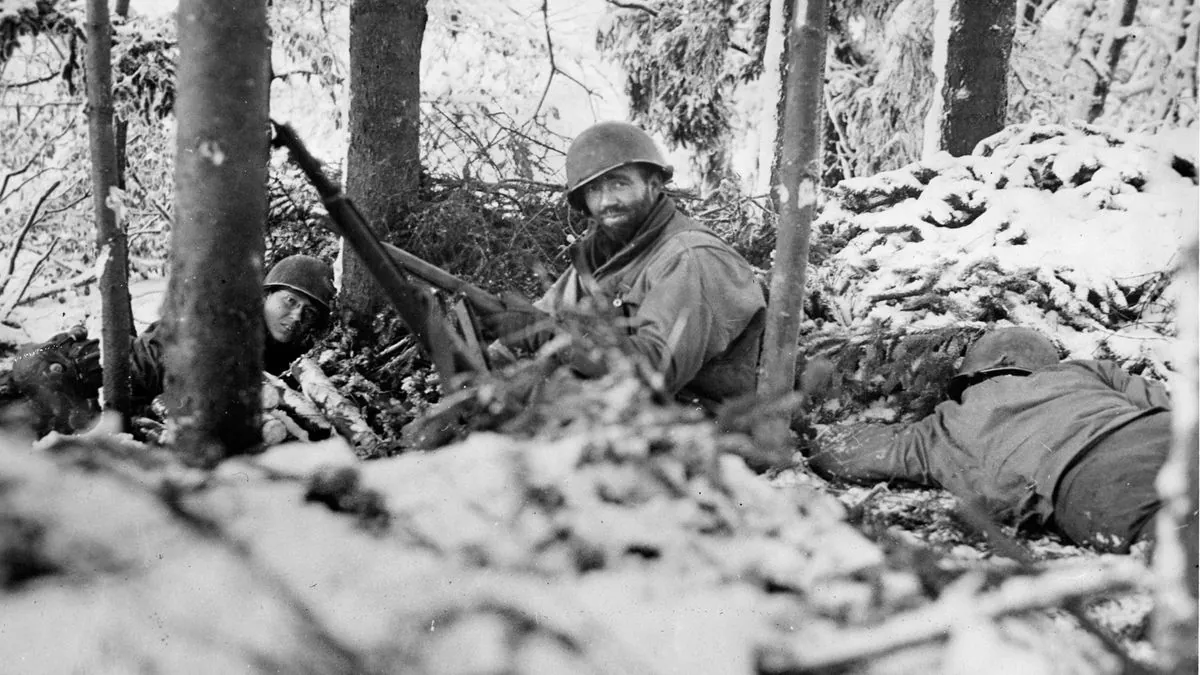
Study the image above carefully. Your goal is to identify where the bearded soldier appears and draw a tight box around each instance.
[479,121,766,410]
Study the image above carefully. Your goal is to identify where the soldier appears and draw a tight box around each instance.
[126,253,336,408]
[805,327,1173,553]
[479,121,766,409]
[2,254,335,434]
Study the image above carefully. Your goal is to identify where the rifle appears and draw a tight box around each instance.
[270,121,495,383]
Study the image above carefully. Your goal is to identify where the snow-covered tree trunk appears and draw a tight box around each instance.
[1081,0,1139,122]
[759,0,827,449]
[922,0,1017,158]
[1153,237,1199,673]
[749,0,789,197]
[84,0,132,420]
[341,0,428,334]
[167,0,270,466]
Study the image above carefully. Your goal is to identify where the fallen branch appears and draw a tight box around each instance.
[263,371,335,439]
[759,558,1149,672]
[291,357,383,457]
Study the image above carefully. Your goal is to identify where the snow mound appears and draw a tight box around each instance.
[808,122,1197,381]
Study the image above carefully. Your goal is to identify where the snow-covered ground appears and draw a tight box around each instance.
[2,277,166,349]
[809,122,1198,384]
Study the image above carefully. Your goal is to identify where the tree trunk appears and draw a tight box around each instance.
[113,0,130,192]
[342,0,428,334]
[167,0,270,467]
[1083,0,1139,122]
[764,0,793,207]
[923,0,1017,158]
[758,0,827,449]
[1153,237,1199,673]
[749,0,788,198]
[84,0,133,421]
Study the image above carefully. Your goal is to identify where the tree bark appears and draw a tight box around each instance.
[758,0,827,446]
[765,0,794,208]
[342,0,428,334]
[167,0,270,466]
[923,0,1017,158]
[1153,237,1199,673]
[113,0,130,192]
[84,0,133,421]
[1083,0,1139,122]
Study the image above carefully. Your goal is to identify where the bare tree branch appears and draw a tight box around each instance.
[531,0,557,121]
[606,0,659,16]
[0,238,59,323]
[13,270,97,307]
[5,72,60,88]
[2,180,61,284]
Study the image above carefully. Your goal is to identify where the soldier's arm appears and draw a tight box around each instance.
[1096,360,1172,410]
[128,323,167,409]
[622,246,762,393]
[804,417,941,487]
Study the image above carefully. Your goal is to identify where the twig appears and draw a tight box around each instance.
[0,151,39,200]
[606,0,658,16]
[6,73,60,88]
[531,0,556,121]
[128,169,174,225]
[824,87,855,181]
[0,122,77,204]
[0,238,59,322]
[42,190,89,216]
[14,271,97,306]
[759,558,1149,673]
[2,180,61,283]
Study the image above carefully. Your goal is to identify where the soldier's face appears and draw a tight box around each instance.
[264,289,319,343]
[582,164,662,237]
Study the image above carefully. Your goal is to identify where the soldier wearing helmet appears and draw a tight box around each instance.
[479,121,766,408]
[804,326,1173,554]
[126,254,335,407]
[2,254,336,433]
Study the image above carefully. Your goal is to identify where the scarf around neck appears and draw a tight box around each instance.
[573,195,676,278]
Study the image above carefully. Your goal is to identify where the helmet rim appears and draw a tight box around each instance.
[564,121,673,211]
[263,255,335,313]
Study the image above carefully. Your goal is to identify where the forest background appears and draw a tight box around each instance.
[2,0,1195,325]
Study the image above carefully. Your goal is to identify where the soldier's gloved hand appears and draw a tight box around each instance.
[9,326,101,435]
[478,291,555,352]
[12,327,101,392]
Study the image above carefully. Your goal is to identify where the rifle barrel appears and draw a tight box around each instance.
[381,244,504,314]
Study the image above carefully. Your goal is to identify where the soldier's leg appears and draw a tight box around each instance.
[1051,411,1172,553]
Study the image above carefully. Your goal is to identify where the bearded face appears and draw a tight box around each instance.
[579,164,664,241]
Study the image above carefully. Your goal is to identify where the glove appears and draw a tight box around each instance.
[11,326,102,396]
[478,291,555,352]
[9,326,101,434]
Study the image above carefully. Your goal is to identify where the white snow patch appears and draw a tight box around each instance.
[812,123,1198,378]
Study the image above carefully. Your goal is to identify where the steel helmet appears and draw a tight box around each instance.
[565,121,674,211]
[947,327,1060,401]
[264,254,335,313]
